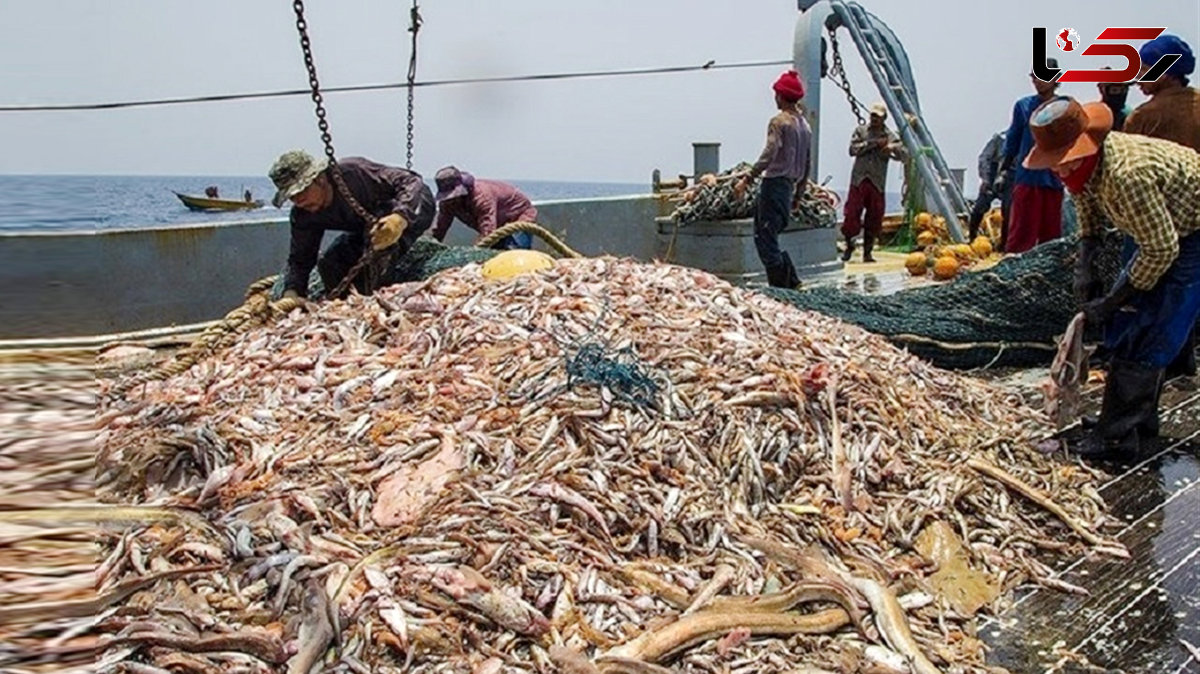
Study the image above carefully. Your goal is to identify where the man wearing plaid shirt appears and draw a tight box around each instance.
[1025,96,1200,459]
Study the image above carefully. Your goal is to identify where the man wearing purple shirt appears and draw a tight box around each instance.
[432,167,538,250]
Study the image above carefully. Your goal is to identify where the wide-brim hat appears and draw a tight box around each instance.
[1023,98,1113,170]
[268,150,329,208]
[435,166,473,202]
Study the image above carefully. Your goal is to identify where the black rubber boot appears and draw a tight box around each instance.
[779,252,800,289]
[862,232,877,263]
[841,236,855,262]
[1075,359,1163,459]
[1165,328,1197,380]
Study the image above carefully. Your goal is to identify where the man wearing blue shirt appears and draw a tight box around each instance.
[996,58,1065,253]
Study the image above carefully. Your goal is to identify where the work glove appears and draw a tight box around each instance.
[1072,235,1104,303]
[370,213,408,251]
[282,289,302,300]
[1082,277,1140,327]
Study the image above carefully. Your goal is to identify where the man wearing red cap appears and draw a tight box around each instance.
[734,70,812,288]
[1024,96,1200,458]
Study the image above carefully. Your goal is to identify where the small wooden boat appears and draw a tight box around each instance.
[174,192,266,212]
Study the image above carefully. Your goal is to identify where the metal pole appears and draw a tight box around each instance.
[830,1,966,242]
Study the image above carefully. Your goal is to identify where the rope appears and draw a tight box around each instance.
[474,222,584,259]
[111,282,305,395]
[244,275,280,300]
[0,60,791,113]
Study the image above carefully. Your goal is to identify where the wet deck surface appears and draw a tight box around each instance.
[983,374,1200,674]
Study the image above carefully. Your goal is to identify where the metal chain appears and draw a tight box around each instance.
[405,1,422,169]
[291,0,381,297]
[826,26,866,126]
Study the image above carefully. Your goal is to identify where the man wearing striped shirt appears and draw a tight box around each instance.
[1025,96,1200,458]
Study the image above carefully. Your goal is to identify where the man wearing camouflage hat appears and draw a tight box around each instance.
[268,150,434,299]
[1024,96,1200,459]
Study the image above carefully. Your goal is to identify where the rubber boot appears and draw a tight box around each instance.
[1076,359,1163,459]
[1164,328,1197,380]
[764,263,787,288]
[779,252,800,289]
[862,231,877,263]
[841,235,855,262]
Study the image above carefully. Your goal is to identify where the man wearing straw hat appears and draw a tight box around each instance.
[269,150,435,299]
[1024,96,1200,458]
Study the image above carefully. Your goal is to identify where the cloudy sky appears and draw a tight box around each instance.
[0,0,1196,191]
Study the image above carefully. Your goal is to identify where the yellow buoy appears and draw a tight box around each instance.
[933,255,960,280]
[971,236,994,259]
[905,252,928,276]
[480,249,556,281]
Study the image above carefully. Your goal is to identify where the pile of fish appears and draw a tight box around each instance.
[668,162,838,228]
[0,354,101,673]
[93,258,1125,674]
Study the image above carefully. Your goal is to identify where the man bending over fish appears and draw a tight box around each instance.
[1024,96,1200,458]
[268,150,435,299]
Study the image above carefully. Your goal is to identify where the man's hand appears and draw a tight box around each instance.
[370,213,408,251]
[991,172,1009,196]
[282,289,301,300]
[1083,279,1139,327]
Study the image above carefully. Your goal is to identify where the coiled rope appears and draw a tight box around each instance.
[110,281,304,395]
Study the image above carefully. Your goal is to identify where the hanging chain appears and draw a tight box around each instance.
[826,26,866,126]
[405,1,422,169]
[291,0,381,298]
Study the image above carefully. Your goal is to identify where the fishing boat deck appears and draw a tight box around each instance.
[1,316,1197,673]
[984,376,1200,674]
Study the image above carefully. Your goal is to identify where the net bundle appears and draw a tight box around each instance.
[668,162,838,228]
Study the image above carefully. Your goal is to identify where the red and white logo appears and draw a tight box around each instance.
[1056,27,1081,52]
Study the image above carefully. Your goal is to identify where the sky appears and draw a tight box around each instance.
[0,0,1196,192]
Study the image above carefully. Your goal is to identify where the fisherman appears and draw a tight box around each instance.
[996,58,1064,254]
[431,167,537,250]
[1126,34,1200,152]
[967,130,1009,244]
[1118,35,1199,379]
[205,185,219,199]
[1096,68,1133,132]
[268,150,434,299]
[1024,96,1200,458]
[734,69,811,288]
[841,102,905,263]
[244,188,254,203]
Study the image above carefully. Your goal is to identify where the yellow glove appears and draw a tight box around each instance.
[370,213,407,251]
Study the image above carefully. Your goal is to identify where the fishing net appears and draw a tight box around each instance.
[764,232,1125,369]
[666,162,839,228]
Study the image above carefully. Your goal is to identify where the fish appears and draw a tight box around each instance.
[1042,311,1091,429]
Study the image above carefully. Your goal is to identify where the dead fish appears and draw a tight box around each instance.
[1043,312,1090,429]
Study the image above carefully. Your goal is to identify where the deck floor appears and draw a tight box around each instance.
[983,373,1200,674]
